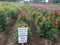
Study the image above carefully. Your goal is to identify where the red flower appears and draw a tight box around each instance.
[38,13,41,16]
[54,19,57,23]
[54,23,56,25]
[20,11,26,19]
[22,15,26,19]
[37,22,40,27]
[40,16,43,19]
[46,19,48,21]
[46,17,48,21]
[54,25,57,28]
[49,16,53,20]
[53,10,58,15]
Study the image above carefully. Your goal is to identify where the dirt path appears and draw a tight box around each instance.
[53,32,60,45]
[25,15,41,45]
[0,19,17,45]
[0,32,5,45]
[27,21,41,45]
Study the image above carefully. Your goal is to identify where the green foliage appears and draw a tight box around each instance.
[35,16,42,25]
[49,0,60,3]
[0,4,23,31]
[57,17,60,30]
[13,29,18,41]
[0,7,8,31]
[3,4,22,19]
[37,18,58,39]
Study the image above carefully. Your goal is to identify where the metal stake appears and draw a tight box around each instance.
[22,43,24,45]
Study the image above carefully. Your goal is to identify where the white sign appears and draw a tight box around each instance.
[18,28,28,36]
[18,27,28,43]
[18,36,27,43]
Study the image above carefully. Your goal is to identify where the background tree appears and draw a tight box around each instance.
[49,0,60,3]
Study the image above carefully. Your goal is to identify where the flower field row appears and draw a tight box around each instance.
[31,4,60,11]
[31,5,60,39]
[0,3,23,31]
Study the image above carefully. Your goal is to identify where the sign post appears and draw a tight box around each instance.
[22,43,24,45]
[18,27,28,45]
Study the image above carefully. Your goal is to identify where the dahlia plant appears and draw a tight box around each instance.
[0,7,8,31]
[57,17,60,30]
[36,16,58,39]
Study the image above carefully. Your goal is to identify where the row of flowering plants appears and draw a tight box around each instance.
[14,4,60,41]
[14,9,31,41]
[30,5,60,40]
[36,15,58,39]
[0,3,23,32]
